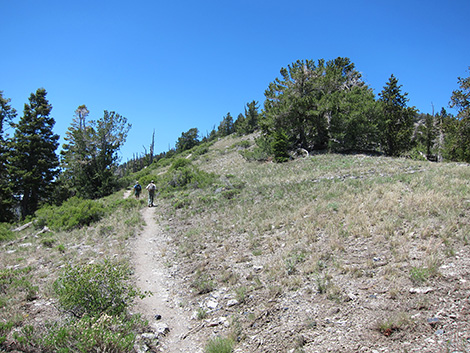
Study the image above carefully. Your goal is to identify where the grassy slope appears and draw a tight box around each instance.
[155,135,470,352]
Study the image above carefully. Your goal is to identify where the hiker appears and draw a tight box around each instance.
[146,180,157,207]
[133,181,142,199]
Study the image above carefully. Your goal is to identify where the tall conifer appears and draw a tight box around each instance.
[9,88,59,219]
[0,91,17,221]
[378,75,416,156]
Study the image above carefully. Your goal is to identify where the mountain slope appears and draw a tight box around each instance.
[149,134,470,352]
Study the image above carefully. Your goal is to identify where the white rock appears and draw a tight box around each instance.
[254,265,264,272]
[152,322,170,336]
[409,287,434,294]
[206,299,218,310]
[227,299,239,307]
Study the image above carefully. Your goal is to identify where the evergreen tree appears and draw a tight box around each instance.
[234,113,245,135]
[271,130,290,163]
[175,128,199,152]
[0,92,17,222]
[378,75,416,156]
[262,59,322,150]
[236,101,260,135]
[61,108,131,199]
[262,57,374,153]
[447,67,470,162]
[217,112,234,137]
[328,86,379,152]
[244,101,260,134]
[9,88,59,219]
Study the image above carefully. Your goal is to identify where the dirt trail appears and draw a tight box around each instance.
[132,205,203,352]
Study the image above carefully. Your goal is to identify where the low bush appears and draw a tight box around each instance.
[40,314,146,353]
[240,134,272,161]
[159,160,217,193]
[205,336,234,353]
[53,260,149,318]
[0,266,36,301]
[35,197,106,231]
[0,223,15,243]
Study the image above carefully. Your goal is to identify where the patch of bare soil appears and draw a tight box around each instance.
[132,206,204,352]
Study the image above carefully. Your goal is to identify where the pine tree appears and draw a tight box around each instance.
[448,67,470,162]
[235,101,261,135]
[61,108,131,199]
[378,75,416,156]
[9,88,59,219]
[0,91,17,221]
[175,128,199,153]
[262,57,371,152]
[217,112,234,137]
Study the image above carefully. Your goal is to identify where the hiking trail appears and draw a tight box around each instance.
[129,193,203,352]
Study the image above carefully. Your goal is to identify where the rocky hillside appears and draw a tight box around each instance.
[149,135,470,352]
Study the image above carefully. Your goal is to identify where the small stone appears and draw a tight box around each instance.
[154,314,162,320]
[152,322,170,336]
[427,317,440,326]
[141,332,157,340]
[409,287,434,294]
[206,299,218,310]
[227,299,239,307]
[435,329,444,335]
[254,265,264,272]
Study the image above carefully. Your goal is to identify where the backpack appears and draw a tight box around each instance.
[135,184,141,191]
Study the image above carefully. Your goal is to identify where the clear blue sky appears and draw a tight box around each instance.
[2,0,469,162]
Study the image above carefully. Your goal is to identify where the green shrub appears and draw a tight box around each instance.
[205,336,234,353]
[271,130,290,163]
[0,223,15,243]
[40,237,56,248]
[53,260,149,318]
[192,144,210,157]
[191,272,215,294]
[0,266,37,302]
[232,140,251,149]
[35,197,106,231]
[161,162,216,192]
[410,266,431,284]
[41,314,146,353]
[240,135,272,161]
[170,158,192,171]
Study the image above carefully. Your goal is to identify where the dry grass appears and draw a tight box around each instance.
[157,135,470,352]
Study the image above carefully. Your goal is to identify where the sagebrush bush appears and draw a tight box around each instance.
[160,161,216,192]
[35,197,106,231]
[53,260,148,318]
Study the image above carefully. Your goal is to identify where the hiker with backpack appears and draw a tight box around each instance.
[146,180,157,207]
[134,181,142,199]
